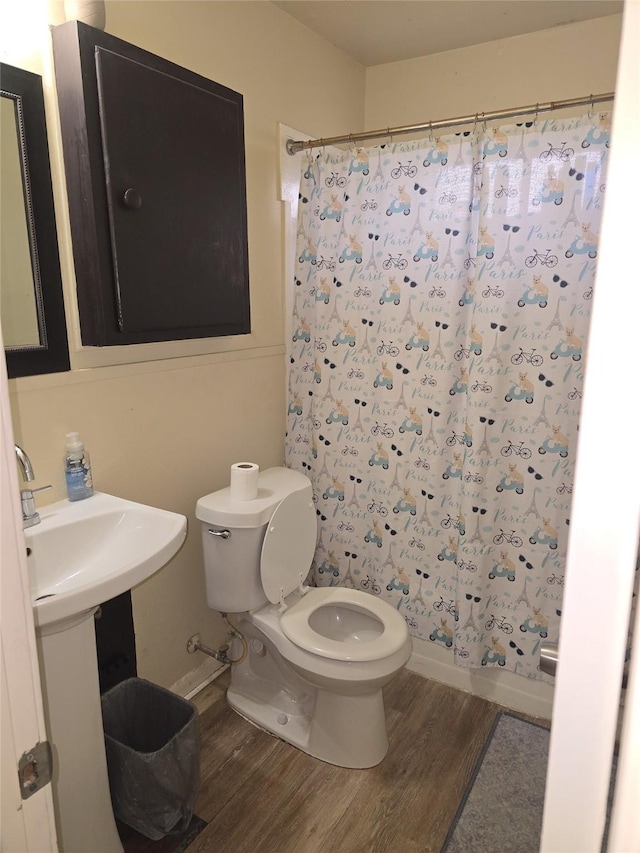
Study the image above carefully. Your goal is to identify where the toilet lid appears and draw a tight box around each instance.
[260,490,317,604]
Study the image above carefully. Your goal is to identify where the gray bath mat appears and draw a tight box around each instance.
[442,712,549,853]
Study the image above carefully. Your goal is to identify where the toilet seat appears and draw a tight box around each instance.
[280,587,409,662]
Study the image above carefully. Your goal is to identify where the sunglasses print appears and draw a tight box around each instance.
[345,551,357,559]
[427,408,440,417]
[445,228,460,236]
[538,373,554,387]
[509,640,525,657]
[435,321,449,329]
[472,506,487,514]
[527,465,543,480]
[553,274,569,288]
[490,323,507,331]
[479,417,495,425]
[569,168,584,181]
[413,182,427,195]
[465,594,481,603]
[502,224,520,232]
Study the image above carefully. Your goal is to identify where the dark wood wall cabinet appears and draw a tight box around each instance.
[52,21,250,346]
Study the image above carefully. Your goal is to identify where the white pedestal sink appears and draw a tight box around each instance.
[26,492,187,853]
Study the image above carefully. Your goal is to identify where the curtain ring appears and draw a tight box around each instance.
[428,120,433,140]
[472,113,478,134]
[481,111,487,133]
[534,104,539,126]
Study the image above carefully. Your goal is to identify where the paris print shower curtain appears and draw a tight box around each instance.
[285,112,610,680]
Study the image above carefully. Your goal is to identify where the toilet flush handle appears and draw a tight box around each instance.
[208,528,231,539]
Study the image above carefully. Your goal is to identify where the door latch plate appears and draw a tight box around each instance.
[18,741,53,799]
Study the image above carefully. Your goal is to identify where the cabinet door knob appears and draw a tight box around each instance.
[123,188,142,209]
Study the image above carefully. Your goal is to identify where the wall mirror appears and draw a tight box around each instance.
[1,62,69,378]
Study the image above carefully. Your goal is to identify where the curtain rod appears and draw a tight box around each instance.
[285,91,614,155]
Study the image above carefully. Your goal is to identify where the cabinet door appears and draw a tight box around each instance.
[53,22,250,346]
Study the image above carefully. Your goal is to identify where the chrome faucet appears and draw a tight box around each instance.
[15,445,51,528]
[15,444,35,482]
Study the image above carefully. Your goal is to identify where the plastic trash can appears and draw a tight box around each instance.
[101,677,200,840]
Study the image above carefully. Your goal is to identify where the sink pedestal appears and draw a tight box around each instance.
[37,609,123,853]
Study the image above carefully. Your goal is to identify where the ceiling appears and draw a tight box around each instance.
[272,1,623,66]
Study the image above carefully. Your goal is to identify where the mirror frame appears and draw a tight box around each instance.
[1,62,69,378]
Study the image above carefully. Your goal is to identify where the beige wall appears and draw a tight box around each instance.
[365,14,622,129]
[6,1,364,689]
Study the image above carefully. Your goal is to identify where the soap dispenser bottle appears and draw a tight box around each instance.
[64,432,94,501]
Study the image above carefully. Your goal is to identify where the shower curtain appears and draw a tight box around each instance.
[285,112,610,680]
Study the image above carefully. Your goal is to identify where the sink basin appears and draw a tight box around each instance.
[26,491,187,629]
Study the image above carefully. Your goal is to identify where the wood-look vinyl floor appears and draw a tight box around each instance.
[121,669,548,853]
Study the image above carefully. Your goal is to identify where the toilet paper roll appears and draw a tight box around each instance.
[230,462,259,501]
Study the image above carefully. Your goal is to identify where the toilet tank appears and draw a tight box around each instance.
[196,467,313,613]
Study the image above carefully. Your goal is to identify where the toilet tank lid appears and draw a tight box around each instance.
[196,466,313,528]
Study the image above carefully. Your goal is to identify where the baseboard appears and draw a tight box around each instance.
[170,657,227,700]
[407,636,554,720]
[170,637,553,718]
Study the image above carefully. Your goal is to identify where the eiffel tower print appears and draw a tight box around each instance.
[423,412,439,446]
[321,375,337,405]
[514,577,532,608]
[411,575,428,607]
[418,492,433,527]
[328,293,342,324]
[409,199,428,237]
[372,148,385,182]
[524,486,542,519]
[358,320,374,355]
[351,404,366,433]
[394,381,409,412]
[496,231,516,267]
[514,122,529,160]
[477,419,493,455]
[365,236,379,272]
[317,451,331,480]
[348,478,361,509]
[390,463,402,492]
[431,325,446,360]
[546,298,564,332]
[533,395,551,429]
[468,510,486,545]
[462,598,479,632]
[440,237,456,271]
[562,189,581,229]
[485,329,504,364]
[382,543,397,575]
[341,554,357,588]
[401,295,416,326]
[454,133,469,168]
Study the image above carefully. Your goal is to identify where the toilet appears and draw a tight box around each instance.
[196,466,412,768]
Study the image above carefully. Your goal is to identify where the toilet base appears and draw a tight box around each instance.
[228,682,388,769]
[226,622,391,768]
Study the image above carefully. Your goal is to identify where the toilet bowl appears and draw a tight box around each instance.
[196,466,412,768]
